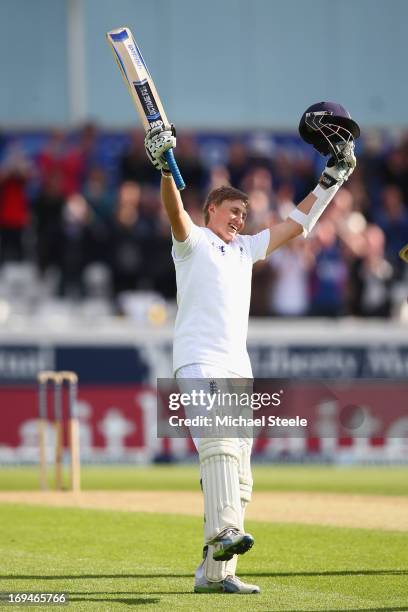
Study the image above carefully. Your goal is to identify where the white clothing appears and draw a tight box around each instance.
[175,363,244,449]
[172,225,269,377]
[269,247,308,315]
[176,366,253,582]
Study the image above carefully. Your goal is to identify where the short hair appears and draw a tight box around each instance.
[203,186,249,225]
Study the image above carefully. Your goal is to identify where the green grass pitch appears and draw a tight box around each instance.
[1,465,408,610]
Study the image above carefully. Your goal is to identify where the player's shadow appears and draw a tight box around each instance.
[71,590,191,597]
[242,568,408,577]
[0,573,192,580]
[70,596,160,606]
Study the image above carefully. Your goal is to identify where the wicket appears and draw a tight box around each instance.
[37,370,80,492]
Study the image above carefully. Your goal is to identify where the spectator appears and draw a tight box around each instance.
[207,165,231,191]
[250,258,273,317]
[292,156,317,201]
[0,143,32,263]
[268,241,312,317]
[83,166,114,225]
[242,166,274,196]
[108,181,156,297]
[120,129,159,186]
[37,128,91,197]
[173,132,207,192]
[0,124,404,321]
[183,191,205,227]
[74,122,103,178]
[275,183,296,220]
[272,150,295,188]
[37,129,65,187]
[245,189,275,234]
[145,208,176,299]
[31,170,65,271]
[357,130,385,207]
[267,189,314,317]
[350,225,394,317]
[309,221,348,317]
[380,146,408,202]
[347,176,371,218]
[226,140,250,189]
[48,194,108,298]
[375,185,408,273]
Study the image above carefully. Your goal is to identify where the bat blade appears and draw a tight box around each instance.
[107,27,185,190]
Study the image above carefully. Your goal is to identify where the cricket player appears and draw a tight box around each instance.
[144,103,358,594]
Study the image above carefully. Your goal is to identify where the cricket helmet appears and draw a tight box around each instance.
[299,101,360,161]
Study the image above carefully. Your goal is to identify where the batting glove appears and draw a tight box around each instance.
[144,124,176,172]
[319,142,356,189]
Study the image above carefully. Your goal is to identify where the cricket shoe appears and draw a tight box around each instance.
[210,528,254,561]
[194,572,260,594]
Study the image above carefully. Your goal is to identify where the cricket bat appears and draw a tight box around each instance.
[106,26,185,190]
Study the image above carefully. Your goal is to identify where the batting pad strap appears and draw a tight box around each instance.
[239,440,253,503]
[199,439,240,463]
[288,183,339,236]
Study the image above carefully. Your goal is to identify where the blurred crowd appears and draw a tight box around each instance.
[0,123,407,319]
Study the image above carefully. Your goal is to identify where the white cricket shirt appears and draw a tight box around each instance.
[172,224,270,377]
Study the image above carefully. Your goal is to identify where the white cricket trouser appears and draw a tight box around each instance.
[175,363,247,448]
[176,363,253,582]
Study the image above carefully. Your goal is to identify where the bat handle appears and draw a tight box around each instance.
[164,150,185,191]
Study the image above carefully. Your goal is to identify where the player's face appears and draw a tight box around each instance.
[207,199,248,243]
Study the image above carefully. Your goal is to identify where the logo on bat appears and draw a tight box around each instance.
[134,81,161,120]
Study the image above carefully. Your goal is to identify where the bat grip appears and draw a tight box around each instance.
[164,150,185,191]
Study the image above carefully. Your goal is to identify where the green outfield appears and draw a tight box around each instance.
[1,465,407,610]
[0,504,407,611]
[1,464,408,496]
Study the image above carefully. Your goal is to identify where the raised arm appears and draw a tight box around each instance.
[144,124,191,242]
[266,145,356,256]
[161,172,191,241]
[265,192,315,256]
